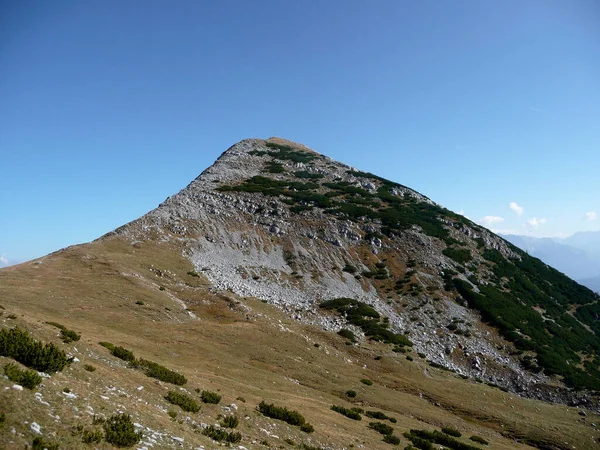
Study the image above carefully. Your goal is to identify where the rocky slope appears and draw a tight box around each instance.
[2,137,600,450]
[109,137,600,405]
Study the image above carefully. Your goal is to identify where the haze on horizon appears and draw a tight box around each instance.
[1,0,599,267]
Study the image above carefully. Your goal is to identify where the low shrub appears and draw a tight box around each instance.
[99,341,115,351]
[369,421,394,435]
[365,410,396,422]
[31,437,59,450]
[300,422,315,433]
[46,322,81,343]
[103,413,142,447]
[202,425,242,443]
[221,415,239,428]
[138,359,187,385]
[4,362,42,389]
[200,390,221,404]
[187,271,200,277]
[165,391,200,413]
[441,426,462,437]
[383,434,401,445]
[404,429,480,450]
[346,389,357,398]
[84,364,96,372]
[0,412,5,425]
[469,435,489,445]
[360,378,373,386]
[111,346,136,362]
[337,328,356,342]
[258,401,307,426]
[0,327,69,373]
[330,405,361,420]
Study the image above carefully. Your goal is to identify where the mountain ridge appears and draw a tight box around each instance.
[1,137,599,449]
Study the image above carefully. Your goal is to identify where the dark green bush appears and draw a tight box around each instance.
[330,405,361,420]
[346,389,357,398]
[441,426,461,437]
[187,271,200,277]
[383,434,401,445]
[360,378,373,386]
[82,429,103,444]
[469,435,488,445]
[300,422,315,433]
[202,425,242,443]
[257,401,307,426]
[0,412,5,425]
[138,359,187,385]
[84,364,96,372]
[337,328,356,342]
[342,264,357,274]
[0,327,69,373]
[200,390,221,404]
[404,429,480,450]
[31,437,59,450]
[111,346,136,362]
[221,415,239,428]
[321,299,412,347]
[369,421,394,435]
[99,341,115,351]
[442,248,472,264]
[103,413,142,447]
[365,410,395,422]
[46,321,80,343]
[4,362,42,389]
[165,391,200,412]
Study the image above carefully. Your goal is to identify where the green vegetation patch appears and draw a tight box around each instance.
[369,421,394,435]
[31,437,59,450]
[469,435,489,445]
[266,142,317,163]
[46,322,81,343]
[221,415,239,428]
[404,429,481,450]
[321,298,412,347]
[365,410,396,422]
[442,247,472,265]
[0,327,69,373]
[165,391,200,412]
[200,389,221,404]
[138,359,187,385]
[202,425,242,443]
[3,362,42,389]
[330,405,362,420]
[103,413,142,448]
[258,401,310,428]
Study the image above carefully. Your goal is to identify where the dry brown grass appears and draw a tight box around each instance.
[0,235,597,449]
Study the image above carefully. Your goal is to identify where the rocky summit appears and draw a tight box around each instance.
[1,137,599,449]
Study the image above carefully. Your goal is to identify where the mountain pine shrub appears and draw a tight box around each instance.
[165,391,200,412]
[0,327,69,373]
[200,390,221,404]
[103,413,142,447]
[4,362,42,389]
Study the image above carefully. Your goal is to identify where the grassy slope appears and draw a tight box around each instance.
[0,235,597,449]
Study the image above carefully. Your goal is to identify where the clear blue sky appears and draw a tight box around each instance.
[1,0,599,266]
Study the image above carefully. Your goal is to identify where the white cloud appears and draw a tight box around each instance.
[0,254,8,266]
[526,217,547,228]
[509,202,524,216]
[585,211,597,221]
[481,216,504,226]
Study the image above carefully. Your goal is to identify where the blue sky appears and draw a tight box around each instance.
[1,0,599,266]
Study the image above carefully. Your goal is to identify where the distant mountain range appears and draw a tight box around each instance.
[501,231,600,292]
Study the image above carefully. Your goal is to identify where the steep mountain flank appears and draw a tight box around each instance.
[110,137,600,397]
[1,137,599,449]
